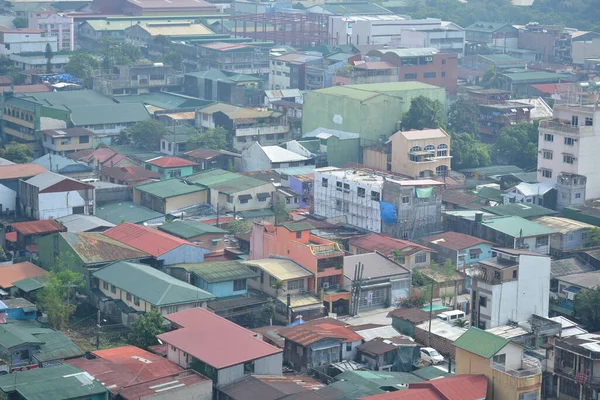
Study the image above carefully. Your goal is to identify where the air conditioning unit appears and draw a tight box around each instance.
[322,282,330,289]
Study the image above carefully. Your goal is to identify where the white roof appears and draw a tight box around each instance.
[507,97,553,120]
[533,216,594,234]
[344,252,409,280]
[512,182,555,197]
[416,319,467,341]
[486,325,529,339]
[304,127,360,140]
[262,146,309,163]
[396,128,449,140]
[56,214,115,233]
[265,89,302,99]
[355,325,406,342]
[25,171,69,190]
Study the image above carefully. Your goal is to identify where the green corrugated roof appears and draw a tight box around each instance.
[115,92,211,109]
[315,82,441,100]
[34,330,84,363]
[11,275,49,292]
[185,69,262,83]
[318,1,392,14]
[172,260,259,283]
[0,320,44,349]
[410,365,453,380]
[320,371,423,400]
[0,364,107,400]
[459,165,523,175]
[282,221,315,232]
[95,201,164,225]
[158,220,227,239]
[93,261,215,306]
[69,102,151,126]
[453,327,510,359]
[504,72,572,84]
[466,22,514,33]
[238,209,276,219]
[185,169,268,194]
[476,187,503,203]
[481,215,556,237]
[482,203,558,219]
[18,89,114,108]
[135,178,206,199]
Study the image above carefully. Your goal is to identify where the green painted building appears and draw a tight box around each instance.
[302,82,447,145]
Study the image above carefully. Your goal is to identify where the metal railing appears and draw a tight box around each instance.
[539,120,581,134]
[491,356,541,378]
[235,125,289,137]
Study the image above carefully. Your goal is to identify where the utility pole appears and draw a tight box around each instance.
[427,278,434,347]
[95,310,101,350]
[350,262,364,316]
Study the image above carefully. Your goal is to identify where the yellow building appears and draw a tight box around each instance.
[133,178,208,214]
[40,128,94,155]
[454,327,542,400]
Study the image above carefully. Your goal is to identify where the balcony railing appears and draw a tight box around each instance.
[539,120,594,135]
[235,125,289,137]
[555,365,600,388]
[491,356,541,378]
[310,243,343,257]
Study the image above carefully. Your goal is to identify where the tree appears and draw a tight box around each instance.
[450,132,491,169]
[188,126,230,151]
[227,219,250,236]
[402,96,445,131]
[64,52,100,87]
[164,51,183,70]
[270,280,286,297]
[0,142,33,163]
[44,43,54,73]
[153,35,171,57]
[127,120,167,150]
[36,253,85,330]
[447,98,480,135]
[491,122,538,168]
[574,287,600,331]
[99,37,142,68]
[273,197,290,225]
[481,67,506,90]
[12,17,27,29]
[586,227,600,247]
[128,309,165,349]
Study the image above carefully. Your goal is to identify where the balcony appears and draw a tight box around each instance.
[539,119,594,136]
[235,125,289,137]
[95,75,183,89]
[555,365,600,388]
[491,356,541,378]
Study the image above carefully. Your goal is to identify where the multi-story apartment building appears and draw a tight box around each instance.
[537,82,600,199]
[470,248,551,330]
[197,42,270,78]
[93,64,183,97]
[464,22,519,53]
[40,128,94,155]
[0,28,57,55]
[28,11,74,51]
[517,23,572,64]
[553,332,600,400]
[270,53,322,90]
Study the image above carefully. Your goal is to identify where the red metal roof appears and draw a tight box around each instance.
[100,166,163,183]
[157,307,282,369]
[530,83,559,94]
[146,156,198,168]
[103,222,195,257]
[349,234,431,257]
[5,232,16,243]
[11,219,65,235]
[0,261,47,289]
[420,232,494,251]
[0,164,46,180]
[12,84,51,93]
[358,375,488,400]
[278,325,348,347]
[358,388,442,400]
[118,370,210,399]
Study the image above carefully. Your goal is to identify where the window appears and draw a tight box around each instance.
[357,187,366,198]
[544,133,554,142]
[423,72,436,78]
[243,361,255,374]
[343,183,350,193]
[296,231,302,239]
[536,236,549,247]
[493,354,506,365]
[479,296,487,307]
[542,150,553,160]
[336,181,343,191]
[79,135,89,144]
[401,196,410,204]
[585,117,593,126]
[110,284,116,294]
[541,169,552,178]
[233,279,246,291]
[287,279,305,291]
[442,59,446,64]
[134,296,140,306]
[321,178,328,187]
[424,144,435,152]
[335,199,343,211]
[441,71,446,77]
[227,195,233,203]
[266,134,274,140]
[346,343,352,352]
[103,281,108,290]
[572,115,579,126]
[512,270,518,279]
[240,197,249,204]
[575,193,581,199]
[404,73,417,79]
[415,252,427,263]
[564,137,575,146]
[371,191,380,201]
[126,293,132,301]
[563,154,574,164]
[437,143,448,157]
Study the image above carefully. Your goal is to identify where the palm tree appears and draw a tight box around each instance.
[481,67,506,89]
[271,280,286,297]
[454,318,469,328]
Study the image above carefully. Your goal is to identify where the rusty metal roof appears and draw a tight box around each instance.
[61,232,150,265]
[11,219,65,236]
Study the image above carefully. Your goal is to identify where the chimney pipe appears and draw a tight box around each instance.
[475,212,483,223]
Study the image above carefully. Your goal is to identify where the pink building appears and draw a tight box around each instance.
[28,11,74,51]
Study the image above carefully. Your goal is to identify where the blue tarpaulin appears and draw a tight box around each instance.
[380,201,398,225]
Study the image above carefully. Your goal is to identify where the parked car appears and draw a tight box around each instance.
[420,347,444,365]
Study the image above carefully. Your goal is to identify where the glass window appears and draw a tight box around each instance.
[404,73,417,79]
[287,279,305,291]
[233,279,246,291]
[103,281,108,290]
[357,187,366,198]
[544,133,554,142]
[336,181,342,191]
[536,236,549,247]
[564,137,575,145]
[543,150,552,160]
[423,72,436,78]
[134,296,140,306]
[563,154,574,164]
[126,293,132,301]
[541,169,552,178]
[110,284,116,294]
[321,178,328,187]
[415,252,427,263]
[371,191,380,201]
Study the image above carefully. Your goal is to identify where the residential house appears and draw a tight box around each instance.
[356,336,419,372]
[0,298,37,320]
[278,321,363,372]
[419,232,494,267]
[0,364,109,400]
[243,257,324,320]
[143,156,198,179]
[184,148,241,172]
[28,11,74,51]
[32,153,94,179]
[185,169,276,213]
[157,307,283,386]
[103,222,211,267]
[343,252,411,310]
[54,214,115,232]
[317,370,427,400]
[92,260,215,323]
[98,166,162,186]
[0,319,83,367]
[0,164,46,215]
[9,51,72,72]
[0,261,47,297]
[533,216,594,256]
[95,200,165,226]
[0,28,57,55]
[502,182,556,208]
[278,169,314,209]
[18,171,95,219]
[357,375,488,400]
[550,270,600,319]
[40,128,94,156]
[470,248,551,329]
[464,22,519,52]
[241,142,312,172]
[159,220,228,252]
[132,178,207,214]
[183,69,265,106]
[270,53,322,90]
[69,148,138,171]
[217,375,324,400]
[251,220,348,313]
[454,327,542,400]
[388,308,442,336]
[195,103,290,152]
[93,63,183,97]
[9,219,66,256]
[552,332,600,400]
[37,232,150,288]
[349,233,432,270]
[302,82,446,143]
[159,132,193,156]
[124,22,214,48]
[67,346,212,400]
[301,128,361,167]
[196,42,270,78]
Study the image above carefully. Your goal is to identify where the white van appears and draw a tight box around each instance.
[437,310,466,322]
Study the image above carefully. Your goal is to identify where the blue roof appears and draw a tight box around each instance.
[32,154,93,174]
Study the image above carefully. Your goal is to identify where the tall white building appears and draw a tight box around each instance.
[537,82,600,199]
[28,11,74,51]
[471,248,550,330]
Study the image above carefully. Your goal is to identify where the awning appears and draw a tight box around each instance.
[416,187,434,198]
[238,194,253,201]
[510,108,518,112]
[257,192,271,199]
[470,248,483,255]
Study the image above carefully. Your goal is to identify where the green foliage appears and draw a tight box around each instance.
[403,96,444,131]
[127,120,167,151]
[0,246,9,262]
[273,198,290,225]
[164,51,183,70]
[64,52,100,87]
[491,121,539,168]
[187,126,230,151]
[586,227,600,247]
[0,142,33,163]
[447,99,480,135]
[399,293,427,308]
[481,67,506,90]
[412,269,433,287]
[454,318,469,327]
[270,280,286,297]
[450,132,491,170]
[574,287,600,331]
[45,43,54,73]
[12,17,27,29]
[36,253,85,330]
[128,309,166,349]
[292,2,305,9]
[153,35,171,56]
[99,37,141,68]
[392,249,406,264]
[227,219,251,236]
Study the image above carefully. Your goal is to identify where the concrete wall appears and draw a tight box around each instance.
[0,183,16,212]
[158,245,209,266]
[38,191,90,219]
[413,325,456,357]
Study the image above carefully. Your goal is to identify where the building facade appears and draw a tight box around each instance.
[0,28,57,55]
[28,11,74,51]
